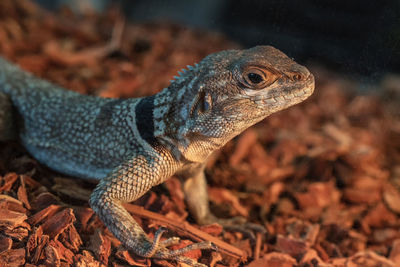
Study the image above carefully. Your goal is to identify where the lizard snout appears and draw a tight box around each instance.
[288,65,311,82]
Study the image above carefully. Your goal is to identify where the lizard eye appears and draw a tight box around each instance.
[247,72,263,84]
[244,69,265,86]
[242,67,278,89]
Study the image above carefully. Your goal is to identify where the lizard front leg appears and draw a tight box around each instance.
[89,151,215,267]
[182,164,216,225]
[182,164,266,238]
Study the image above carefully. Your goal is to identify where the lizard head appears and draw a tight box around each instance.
[154,46,314,161]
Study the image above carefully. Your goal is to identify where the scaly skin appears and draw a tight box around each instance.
[0,46,314,266]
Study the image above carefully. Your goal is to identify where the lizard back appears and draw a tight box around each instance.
[0,57,143,179]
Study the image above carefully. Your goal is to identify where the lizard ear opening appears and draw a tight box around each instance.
[190,91,212,116]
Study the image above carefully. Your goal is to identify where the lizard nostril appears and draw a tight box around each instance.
[292,74,303,81]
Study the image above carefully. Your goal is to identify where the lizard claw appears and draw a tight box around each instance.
[140,226,168,257]
[140,227,217,266]
[199,214,267,242]
[222,219,267,241]
[160,236,181,247]
[153,240,216,267]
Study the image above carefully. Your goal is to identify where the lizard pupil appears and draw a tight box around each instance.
[247,73,263,84]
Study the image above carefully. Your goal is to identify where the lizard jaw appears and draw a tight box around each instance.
[267,71,314,101]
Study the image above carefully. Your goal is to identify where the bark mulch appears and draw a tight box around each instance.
[1,1,400,266]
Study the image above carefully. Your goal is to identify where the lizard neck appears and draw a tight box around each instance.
[140,84,220,163]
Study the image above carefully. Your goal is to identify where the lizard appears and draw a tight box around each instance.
[0,45,314,266]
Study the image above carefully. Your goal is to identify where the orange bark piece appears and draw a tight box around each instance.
[28,204,62,226]
[246,252,296,267]
[0,173,18,192]
[59,224,83,252]
[208,187,248,217]
[276,235,309,257]
[0,234,12,253]
[0,248,25,267]
[17,176,31,210]
[0,208,27,228]
[229,129,258,166]
[115,248,149,266]
[41,208,76,239]
[389,239,400,265]
[383,185,400,215]
[89,229,111,265]
[44,244,61,267]
[49,240,75,265]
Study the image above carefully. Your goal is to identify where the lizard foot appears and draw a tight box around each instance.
[141,227,218,267]
[199,214,267,242]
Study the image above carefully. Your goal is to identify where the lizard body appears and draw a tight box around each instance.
[0,46,314,266]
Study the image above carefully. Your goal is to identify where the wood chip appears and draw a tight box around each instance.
[17,175,31,209]
[115,248,149,266]
[276,234,309,257]
[30,192,60,211]
[44,244,61,266]
[52,177,92,201]
[74,207,95,232]
[0,234,12,253]
[49,239,75,265]
[383,185,400,215]
[229,129,258,166]
[0,172,18,192]
[32,234,49,264]
[389,239,400,264]
[41,208,76,239]
[0,248,26,267]
[88,229,111,265]
[28,204,62,226]
[246,252,296,267]
[0,1,399,266]
[58,224,83,252]
[0,208,27,229]
[26,226,43,259]
[208,187,248,217]
[0,194,26,213]
[74,250,103,267]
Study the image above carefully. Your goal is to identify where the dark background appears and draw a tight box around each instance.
[35,0,400,80]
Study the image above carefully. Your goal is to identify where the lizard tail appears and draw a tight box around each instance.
[0,92,16,141]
